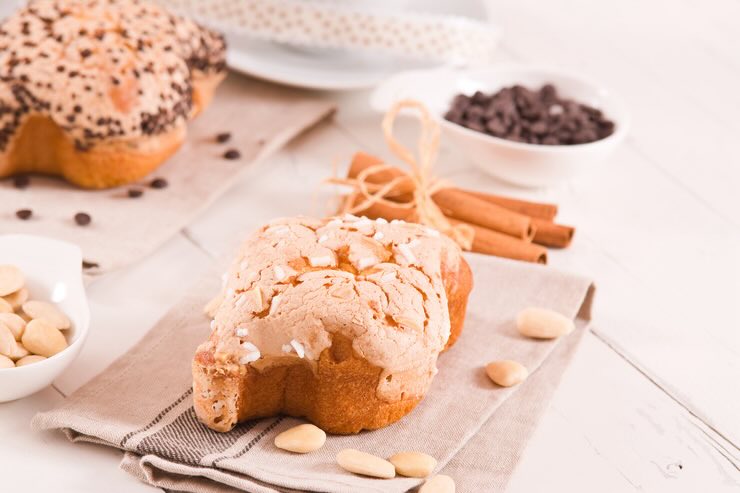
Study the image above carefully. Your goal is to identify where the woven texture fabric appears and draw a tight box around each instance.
[33,254,594,492]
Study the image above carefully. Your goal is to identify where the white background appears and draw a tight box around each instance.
[1,0,739,491]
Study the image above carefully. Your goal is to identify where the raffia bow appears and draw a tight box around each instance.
[329,100,474,250]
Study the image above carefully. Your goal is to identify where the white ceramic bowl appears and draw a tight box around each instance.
[0,235,89,402]
[370,65,630,187]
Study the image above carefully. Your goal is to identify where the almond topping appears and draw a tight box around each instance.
[395,316,423,333]
[274,265,287,281]
[269,294,282,316]
[248,286,264,312]
[394,243,417,265]
[290,339,305,358]
[309,255,334,267]
[330,285,354,300]
[356,256,378,270]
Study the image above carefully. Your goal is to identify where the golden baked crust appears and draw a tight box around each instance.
[0,0,226,188]
[193,216,473,434]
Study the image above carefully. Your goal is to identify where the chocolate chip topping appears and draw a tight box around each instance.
[127,188,143,198]
[74,212,91,226]
[0,0,227,152]
[216,131,231,143]
[444,84,615,145]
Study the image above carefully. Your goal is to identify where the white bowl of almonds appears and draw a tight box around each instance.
[0,235,89,402]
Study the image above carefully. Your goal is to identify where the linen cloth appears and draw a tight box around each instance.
[33,254,595,492]
[0,73,335,275]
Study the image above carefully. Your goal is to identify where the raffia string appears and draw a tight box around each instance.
[328,100,474,250]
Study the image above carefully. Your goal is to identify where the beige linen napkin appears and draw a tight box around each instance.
[0,73,334,274]
[33,254,594,492]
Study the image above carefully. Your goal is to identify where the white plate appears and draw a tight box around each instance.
[225,35,435,91]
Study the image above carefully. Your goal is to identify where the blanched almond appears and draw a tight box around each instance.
[3,287,29,310]
[516,307,574,339]
[0,323,18,357]
[389,451,437,478]
[0,354,13,369]
[0,313,26,340]
[22,300,71,330]
[485,360,529,387]
[16,355,46,366]
[0,265,24,297]
[337,449,395,479]
[0,297,12,313]
[7,341,29,361]
[420,474,456,493]
[21,318,68,357]
[274,424,326,453]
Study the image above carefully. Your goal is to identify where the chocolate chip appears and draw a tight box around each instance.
[445,84,615,146]
[82,260,99,269]
[15,209,32,220]
[223,149,240,160]
[150,177,168,189]
[74,212,91,226]
[127,188,143,198]
[215,132,231,143]
[12,174,30,189]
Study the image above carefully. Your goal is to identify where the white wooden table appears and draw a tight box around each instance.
[1,0,739,491]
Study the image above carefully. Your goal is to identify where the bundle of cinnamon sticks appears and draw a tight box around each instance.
[342,152,574,264]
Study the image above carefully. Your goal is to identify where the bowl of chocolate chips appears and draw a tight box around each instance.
[371,66,629,187]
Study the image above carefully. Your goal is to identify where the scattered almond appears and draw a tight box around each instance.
[389,451,437,478]
[420,474,456,493]
[21,318,68,357]
[485,360,529,387]
[274,424,326,453]
[336,449,395,479]
[0,265,24,297]
[16,355,46,367]
[22,300,71,330]
[516,307,574,339]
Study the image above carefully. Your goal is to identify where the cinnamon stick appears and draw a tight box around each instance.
[462,190,558,221]
[449,219,548,264]
[347,153,535,241]
[531,218,575,248]
[347,195,415,222]
[348,196,547,264]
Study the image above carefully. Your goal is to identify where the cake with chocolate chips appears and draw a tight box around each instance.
[0,0,226,188]
[193,215,473,434]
